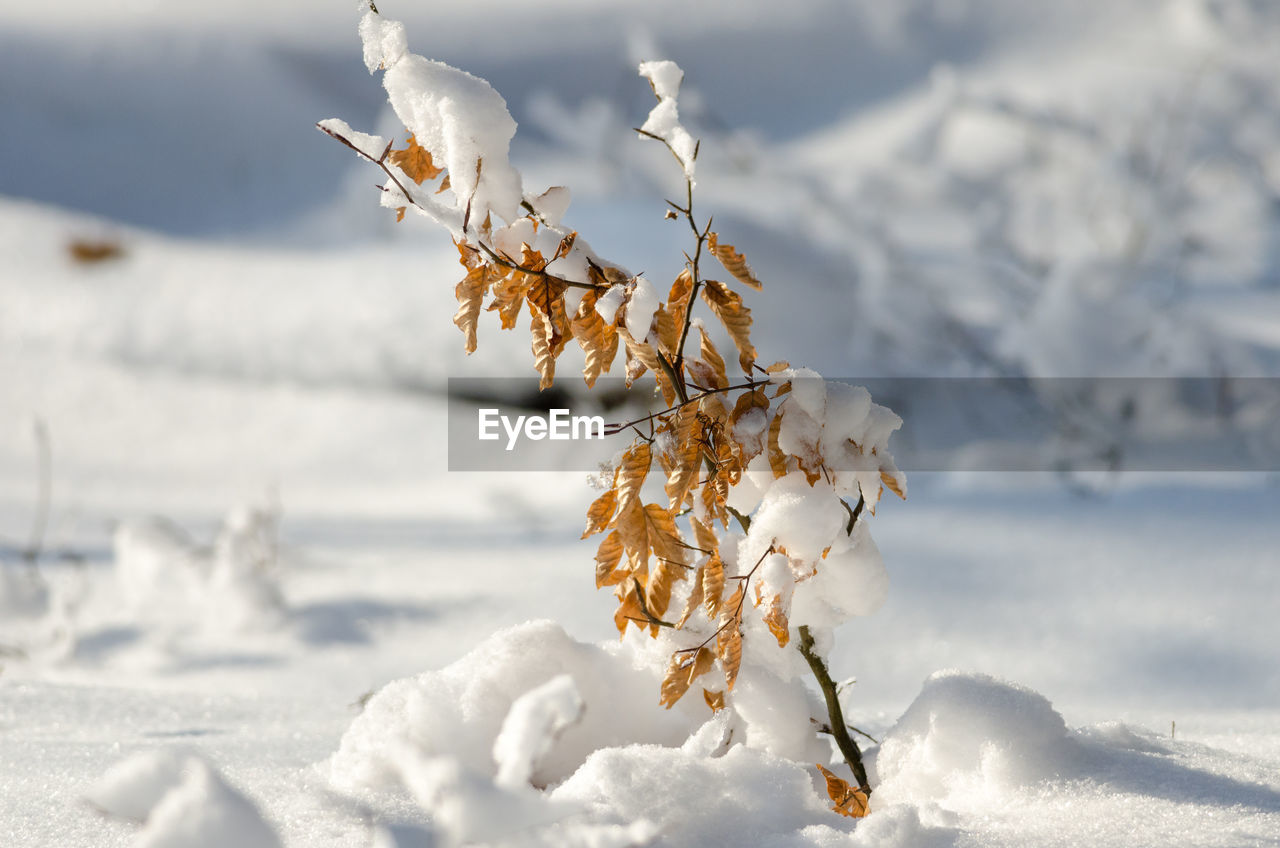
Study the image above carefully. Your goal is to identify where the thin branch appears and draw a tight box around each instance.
[603,379,762,435]
[474,241,606,291]
[798,625,871,795]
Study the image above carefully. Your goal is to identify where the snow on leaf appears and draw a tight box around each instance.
[882,468,907,500]
[708,232,763,291]
[570,290,619,388]
[761,592,791,648]
[767,411,788,478]
[389,133,444,184]
[815,764,869,818]
[700,279,755,372]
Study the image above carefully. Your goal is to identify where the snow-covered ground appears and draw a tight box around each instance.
[3,1,1279,846]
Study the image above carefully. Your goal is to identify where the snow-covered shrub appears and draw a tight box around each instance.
[322,2,907,817]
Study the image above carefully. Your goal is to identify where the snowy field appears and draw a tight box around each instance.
[3,1,1279,846]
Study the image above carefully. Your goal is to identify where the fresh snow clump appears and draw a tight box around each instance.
[361,8,523,228]
[87,751,280,848]
[329,620,700,793]
[638,61,697,182]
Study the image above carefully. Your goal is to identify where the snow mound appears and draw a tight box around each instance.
[330,620,699,793]
[873,671,1073,802]
[86,750,280,848]
[551,741,847,848]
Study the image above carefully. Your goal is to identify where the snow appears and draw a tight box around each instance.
[3,0,1280,846]
[622,277,660,342]
[638,61,698,182]
[88,751,281,848]
[492,674,585,789]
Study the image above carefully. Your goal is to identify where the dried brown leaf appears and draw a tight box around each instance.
[767,410,788,478]
[761,592,791,648]
[570,290,620,388]
[697,326,729,389]
[583,488,618,539]
[881,469,906,500]
[668,268,694,328]
[815,765,869,818]
[389,134,443,184]
[659,647,715,709]
[616,442,651,513]
[708,232,763,291]
[595,530,625,588]
[701,553,725,621]
[701,279,755,372]
[703,689,726,712]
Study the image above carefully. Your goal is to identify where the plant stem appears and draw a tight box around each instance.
[798,625,871,795]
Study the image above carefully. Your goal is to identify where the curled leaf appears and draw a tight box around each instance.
[708,231,763,290]
[701,280,755,372]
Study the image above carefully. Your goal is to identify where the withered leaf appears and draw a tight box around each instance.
[881,469,906,500]
[389,134,443,184]
[668,268,694,328]
[697,326,728,389]
[703,688,726,712]
[701,553,726,621]
[708,232,763,291]
[570,289,619,388]
[815,765,869,818]
[659,647,715,709]
[595,530,625,588]
[616,442,651,513]
[583,488,618,538]
[613,578,647,636]
[677,562,705,628]
[452,264,491,354]
[767,410,788,478]
[701,279,755,373]
[663,406,702,511]
[761,592,791,648]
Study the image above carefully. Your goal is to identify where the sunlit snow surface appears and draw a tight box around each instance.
[3,0,1280,846]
